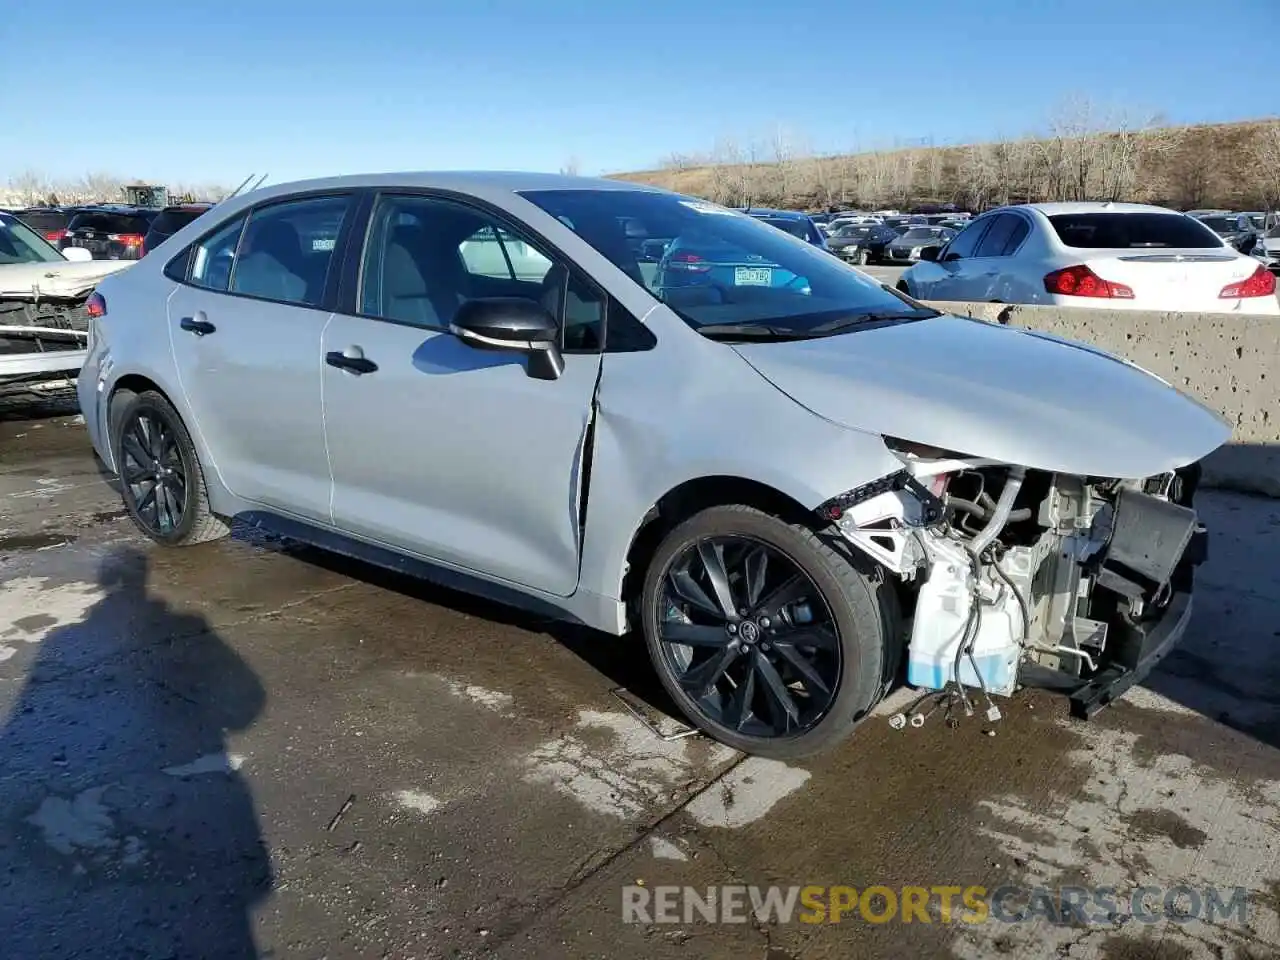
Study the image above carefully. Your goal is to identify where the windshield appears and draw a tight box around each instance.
[834,225,871,239]
[901,228,942,240]
[520,189,934,335]
[1048,213,1223,249]
[0,214,64,265]
[1269,224,1280,239]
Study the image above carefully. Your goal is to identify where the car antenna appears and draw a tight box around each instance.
[221,174,257,203]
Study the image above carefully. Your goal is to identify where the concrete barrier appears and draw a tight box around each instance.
[924,301,1280,498]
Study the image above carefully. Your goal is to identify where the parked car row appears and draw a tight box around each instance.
[11,201,215,261]
[1188,209,1277,257]
[897,201,1278,314]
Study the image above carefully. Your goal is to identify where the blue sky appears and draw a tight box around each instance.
[3,0,1276,187]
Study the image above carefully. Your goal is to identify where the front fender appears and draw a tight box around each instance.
[575,333,902,608]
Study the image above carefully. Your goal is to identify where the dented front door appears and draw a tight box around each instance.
[321,312,601,598]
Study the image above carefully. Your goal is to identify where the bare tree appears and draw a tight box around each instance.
[7,169,51,206]
[559,156,582,177]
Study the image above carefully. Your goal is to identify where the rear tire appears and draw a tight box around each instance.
[112,390,229,546]
[641,505,895,759]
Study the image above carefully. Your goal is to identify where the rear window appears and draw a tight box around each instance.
[149,208,209,235]
[16,210,70,233]
[69,211,154,235]
[1048,213,1223,249]
[756,217,810,240]
[901,228,941,240]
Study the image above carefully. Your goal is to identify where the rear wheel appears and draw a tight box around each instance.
[112,390,229,546]
[641,505,893,759]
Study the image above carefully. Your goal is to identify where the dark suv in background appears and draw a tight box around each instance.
[62,206,159,261]
[141,203,215,256]
[13,206,91,246]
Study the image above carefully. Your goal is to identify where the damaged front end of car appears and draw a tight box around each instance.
[817,440,1209,720]
[0,294,95,404]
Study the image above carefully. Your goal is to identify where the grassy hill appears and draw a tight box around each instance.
[615,118,1280,213]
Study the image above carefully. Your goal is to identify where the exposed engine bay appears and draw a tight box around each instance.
[821,444,1207,723]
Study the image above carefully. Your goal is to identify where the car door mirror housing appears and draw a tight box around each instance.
[919,246,941,262]
[450,297,564,380]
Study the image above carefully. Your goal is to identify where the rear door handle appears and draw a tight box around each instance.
[326,351,378,375]
[179,316,216,336]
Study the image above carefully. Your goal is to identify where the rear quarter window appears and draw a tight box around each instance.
[1048,213,1223,249]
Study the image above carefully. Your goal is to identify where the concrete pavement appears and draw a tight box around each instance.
[2,405,1279,960]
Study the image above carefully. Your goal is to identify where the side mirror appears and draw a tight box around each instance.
[450,297,564,381]
[62,246,93,262]
[919,246,941,263]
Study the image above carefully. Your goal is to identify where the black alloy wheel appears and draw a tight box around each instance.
[642,505,892,758]
[655,535,842,738]
[120,409,188,537]
[111,389,229,545]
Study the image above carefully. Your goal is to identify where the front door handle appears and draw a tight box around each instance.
[179,316,216,336]
[326,350,378,375]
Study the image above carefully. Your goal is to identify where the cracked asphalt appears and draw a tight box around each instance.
[2,404,1279,960]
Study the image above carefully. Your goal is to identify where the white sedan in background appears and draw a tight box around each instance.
[898,201,1279,315]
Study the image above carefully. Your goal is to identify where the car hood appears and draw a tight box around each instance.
[731,314,1231,479]
[0,260,133,299]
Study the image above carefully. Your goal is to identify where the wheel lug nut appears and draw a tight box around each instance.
[739,608,749,617]
[726,623,737,634]
[760,616,771,628]
[760,642,771,652]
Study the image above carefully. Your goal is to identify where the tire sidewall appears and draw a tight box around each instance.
[640,506,885,759]
[113,392,202,545]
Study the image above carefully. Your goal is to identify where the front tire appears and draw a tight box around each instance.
[641,505,893,759]
[855,248,870,266]
[112,390,229,546]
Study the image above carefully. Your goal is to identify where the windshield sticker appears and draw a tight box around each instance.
[679,200,738,216]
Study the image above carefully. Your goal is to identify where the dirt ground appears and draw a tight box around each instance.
[2,405,1279,960]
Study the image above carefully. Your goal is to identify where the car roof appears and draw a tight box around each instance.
[740,207,811,219]
[255,171,662,198]
[1017,201,1181,216]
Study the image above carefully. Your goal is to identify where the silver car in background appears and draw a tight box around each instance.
[78,173,1227,758]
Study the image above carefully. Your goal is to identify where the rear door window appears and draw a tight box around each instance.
[230,195,350,307]
[973,214,1026,257]
[939,218,991,259]
[1048,213,1223,249]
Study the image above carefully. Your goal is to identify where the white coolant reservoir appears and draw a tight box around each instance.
[906,560,1022,696]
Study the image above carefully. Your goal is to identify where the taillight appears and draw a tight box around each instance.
[1219,265,1276,299]
[109,233,146,248]
[1043,264,1134,299]
[45,229,66,244]
[86,292,107,318]
[667,251,711,273]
